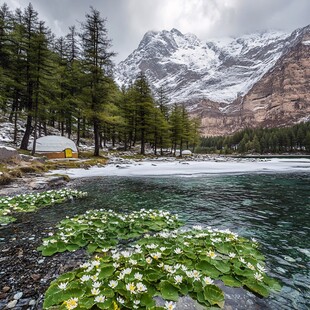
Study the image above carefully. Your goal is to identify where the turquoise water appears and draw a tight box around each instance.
[9,172,308,309]
[69,173,309,310]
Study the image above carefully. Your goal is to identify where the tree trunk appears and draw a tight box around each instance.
[20,114,32,150]
[93,118,100,156]
[31,98,38,156]
[82,116,86,138]
[77,117,80,146]
[140,128,145,155]
[13,109,18,145]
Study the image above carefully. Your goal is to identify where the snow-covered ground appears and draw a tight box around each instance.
[48,158,310,178]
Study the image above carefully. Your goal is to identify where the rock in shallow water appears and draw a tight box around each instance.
[6,300,17,308]
[13,291,23,300]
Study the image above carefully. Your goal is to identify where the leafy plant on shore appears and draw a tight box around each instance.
[0,189,88,224]
[37,209,183,256]
[42,211,281,309]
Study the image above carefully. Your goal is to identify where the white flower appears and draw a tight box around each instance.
[91,288,100,295]
[174,275,183,284]
[239,257,246,264]
[126,282,136,294]
[91,274,98,281]
[164,265,175,274]
[133,300,141,308]
[207,250,217,259]
[80,275,90,282]
[146,243,158,249]
[117,297,125,304]
[160,247,166,252]
[181,265,188,272]
[136,282,147,292]
[64,297,78,310]
[113,262,120,268]
[150,252,162,260]
[192,270,200,281]
[112,253,121,260]
[203,276,214,285]
[92,281,101,288]
[257,263,267,273]
[174,248,183,254]
[94,295,106,303]
[146,257,153,264]
[254,272,264,282]
[247,262,255,270]
[186,271,194,278]
[129,259,137,265]
[135,247,143,254]
[117,272,125,280]
[134,272,143,280]
[228,252,236,258]
[92,260,100,267]
[58,282,68,290]
[165,301,176,310]
[123,268,132,275]
[122,251,131,258]
[108,280,118,289]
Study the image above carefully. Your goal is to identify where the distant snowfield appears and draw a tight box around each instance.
[48,158,310,178]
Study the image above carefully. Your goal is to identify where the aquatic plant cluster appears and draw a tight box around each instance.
[0,189,88,224]
[41,210,281,309]
[37,209,182,256]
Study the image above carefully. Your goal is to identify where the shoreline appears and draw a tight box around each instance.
[47,157,310,179]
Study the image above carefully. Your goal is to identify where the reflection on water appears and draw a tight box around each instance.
[4,173,310,309]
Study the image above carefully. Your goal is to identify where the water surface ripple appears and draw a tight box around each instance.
[4,173,309,309]
[72,173,310,310]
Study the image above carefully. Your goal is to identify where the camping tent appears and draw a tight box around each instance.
[29,135,78,159]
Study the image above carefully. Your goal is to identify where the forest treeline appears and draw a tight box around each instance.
[199,122,310,154]
[0,3,200,156]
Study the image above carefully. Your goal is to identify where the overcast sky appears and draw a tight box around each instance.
[4,0,310,63]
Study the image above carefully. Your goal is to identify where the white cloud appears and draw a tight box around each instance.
[3,0,310,62]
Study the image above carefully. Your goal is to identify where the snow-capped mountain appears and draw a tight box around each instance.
[115,28,296,103]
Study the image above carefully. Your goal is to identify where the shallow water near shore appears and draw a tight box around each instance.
[72,172,310,310]
[1,172,309,309]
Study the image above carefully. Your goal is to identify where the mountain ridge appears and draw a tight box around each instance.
[115,25,310,135]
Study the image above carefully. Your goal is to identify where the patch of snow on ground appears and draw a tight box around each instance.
[48,158,310,178]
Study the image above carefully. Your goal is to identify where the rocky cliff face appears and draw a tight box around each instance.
[195,26,310,136]
[115,25,310,136]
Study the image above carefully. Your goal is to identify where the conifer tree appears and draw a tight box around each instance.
[20,3,39,150]
[132,72,155,155]
[80,7,115,156]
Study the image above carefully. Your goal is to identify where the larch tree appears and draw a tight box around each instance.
[20,3,39,150]
[132,72,155,155]
[80,7,115,156]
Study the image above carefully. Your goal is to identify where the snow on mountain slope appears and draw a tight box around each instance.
[115,28,292,104]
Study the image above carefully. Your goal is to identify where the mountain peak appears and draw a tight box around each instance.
[116,27,304,104]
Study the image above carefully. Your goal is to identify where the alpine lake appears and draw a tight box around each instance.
[2,171,310,309]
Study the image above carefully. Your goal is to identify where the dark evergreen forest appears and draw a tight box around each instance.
[0,3,200,156]
[1,3,309,157]
[199,122,310,154]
